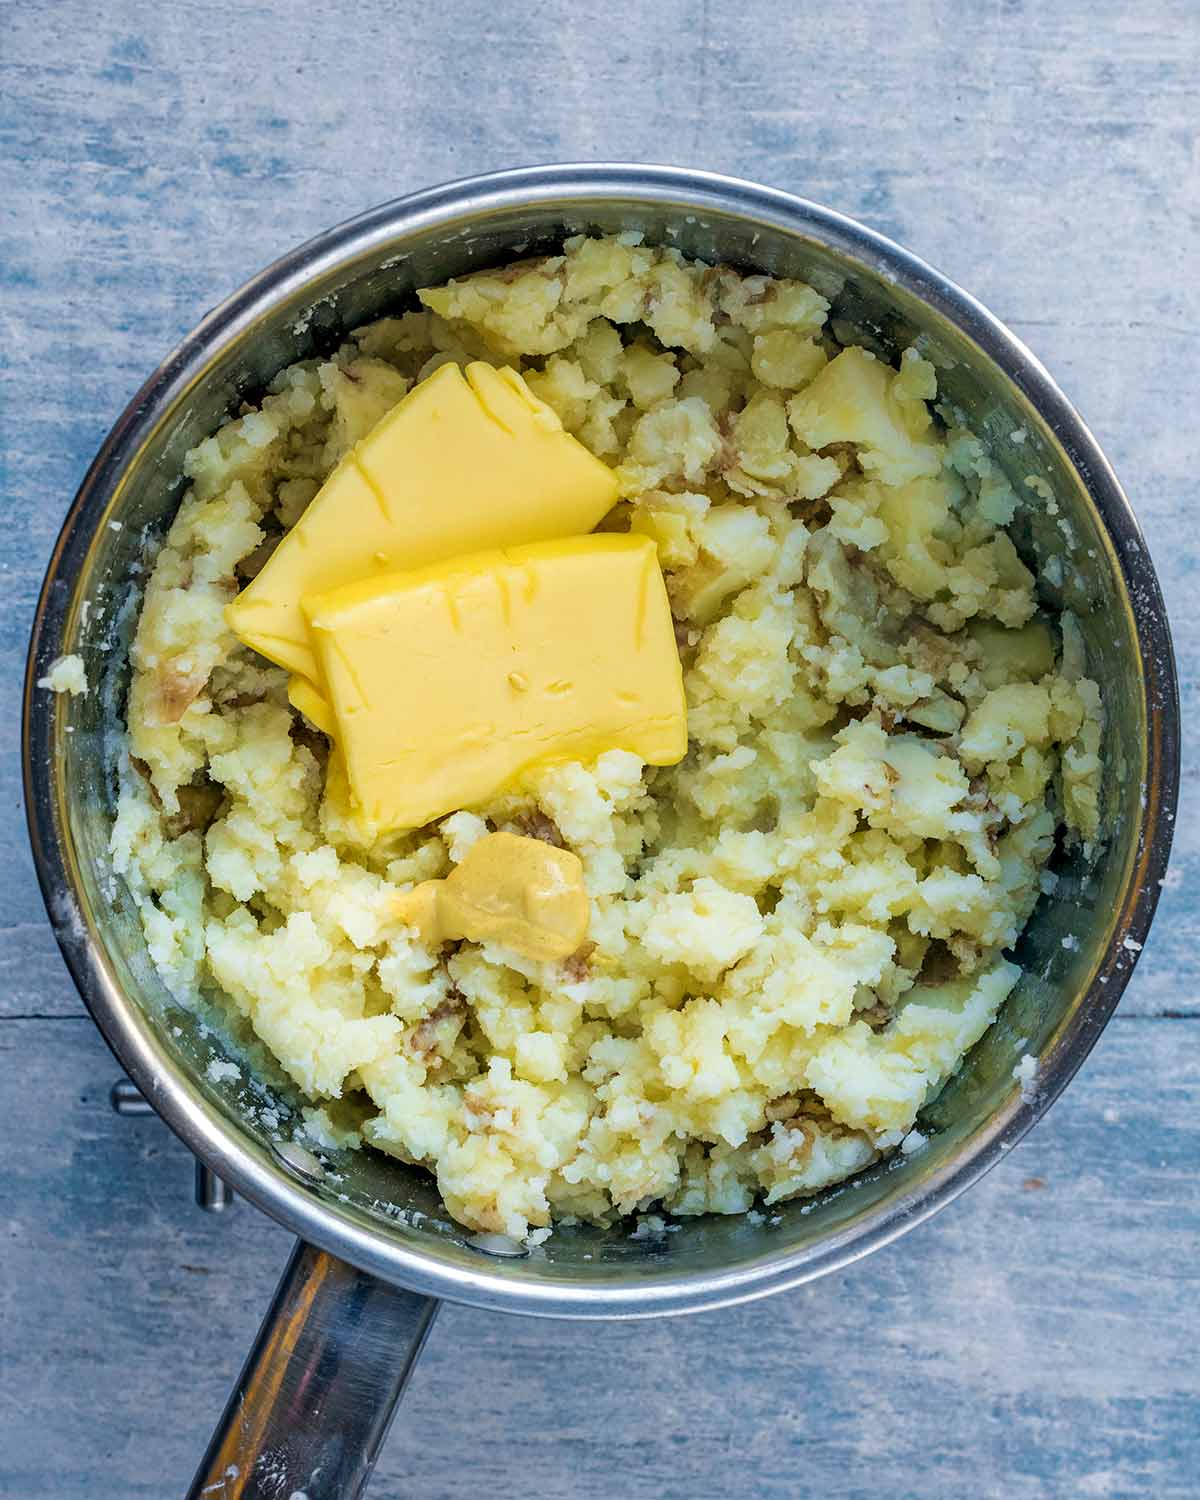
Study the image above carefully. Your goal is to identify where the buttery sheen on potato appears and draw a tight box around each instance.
[111,233,1103,1241]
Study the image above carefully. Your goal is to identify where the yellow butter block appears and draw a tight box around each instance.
[303,534,688,832]
[226,361,619,685]
[287,674,338,737]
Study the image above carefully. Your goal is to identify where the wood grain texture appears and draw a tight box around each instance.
[1,0,1197,1495]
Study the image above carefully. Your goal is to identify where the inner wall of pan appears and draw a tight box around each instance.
[57,193,1142,1282]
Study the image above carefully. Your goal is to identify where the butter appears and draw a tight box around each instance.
[287,673,337,737]
[394,831,589,961]
[226,361,620,686]
[304,534,688,831]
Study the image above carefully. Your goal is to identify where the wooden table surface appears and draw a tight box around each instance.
[3,3,1197,1496]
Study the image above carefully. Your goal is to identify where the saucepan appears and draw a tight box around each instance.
[23,165,1179,1499]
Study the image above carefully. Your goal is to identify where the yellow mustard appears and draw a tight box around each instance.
[394,831,590,962]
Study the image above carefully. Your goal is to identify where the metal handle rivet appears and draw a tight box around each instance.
[465,1232,529,1259]
[273,1140,326,1180]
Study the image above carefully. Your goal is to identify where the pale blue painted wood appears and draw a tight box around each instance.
[1,1,1197,1495]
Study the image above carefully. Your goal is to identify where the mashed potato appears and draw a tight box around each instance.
[110,234,1103,1239]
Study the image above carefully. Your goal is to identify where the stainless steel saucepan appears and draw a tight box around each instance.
[23,165,1179,1500]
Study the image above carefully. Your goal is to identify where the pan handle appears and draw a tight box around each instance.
[186,1239,440,1500]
